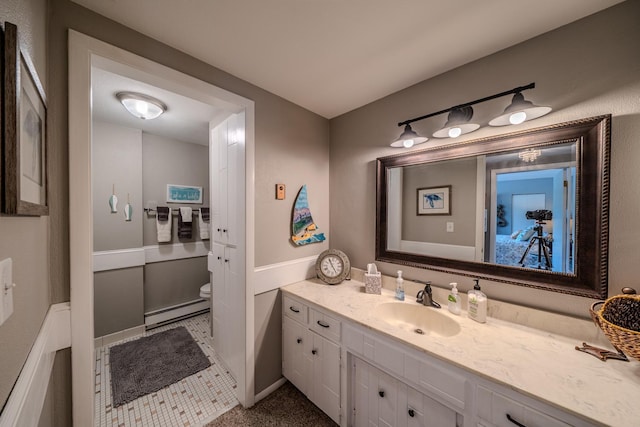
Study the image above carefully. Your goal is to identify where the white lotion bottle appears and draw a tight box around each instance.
[447,282,461,315]
[395,270,405,301]
[467,279,487,323]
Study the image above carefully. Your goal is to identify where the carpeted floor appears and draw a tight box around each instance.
[204,381,338,426]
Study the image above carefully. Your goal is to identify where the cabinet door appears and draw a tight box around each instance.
[398,384,457,427]
[210,243,226,356]
[477,386,571,427]
[308,332,341,425]
[353,357,399,427]
[282,316,309,395]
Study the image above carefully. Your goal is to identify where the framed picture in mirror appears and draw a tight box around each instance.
[417,185,451,215]
[2,22,48,216]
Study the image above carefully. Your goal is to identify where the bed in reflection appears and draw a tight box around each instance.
[494,233,550,268]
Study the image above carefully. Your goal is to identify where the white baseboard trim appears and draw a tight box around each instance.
[254,377,288,404]
[0,303,71,427]
[145,241,210,264]
[93,248,146,272]
[253,256,316,295]
[94,324,146,348]
[144,299,209,327]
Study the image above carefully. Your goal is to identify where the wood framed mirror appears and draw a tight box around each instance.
[376,115,610,299]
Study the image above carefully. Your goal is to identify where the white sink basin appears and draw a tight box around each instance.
[375,302,461,337]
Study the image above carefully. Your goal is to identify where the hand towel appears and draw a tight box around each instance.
[156,206,170,221]
[199,208,210,240]
[156,207,172,243]
[178,207,193,239]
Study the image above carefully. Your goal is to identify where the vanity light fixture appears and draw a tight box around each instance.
[391,82,551,147]
[489,92,552,126]
[518,148,542,162]
[432,106,480,139]
[116,91,167,120]
[390,124,429,148]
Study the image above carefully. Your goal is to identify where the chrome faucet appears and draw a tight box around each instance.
[415,281,441,308]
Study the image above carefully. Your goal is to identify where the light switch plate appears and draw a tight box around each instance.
[446,222,454,232]
[0,258,14,325]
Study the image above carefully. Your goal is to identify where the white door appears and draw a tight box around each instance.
[282,316,309,395]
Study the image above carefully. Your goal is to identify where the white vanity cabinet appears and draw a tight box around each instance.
[353,356,457,427]
[474,383,592,427]
[282,295,341,424]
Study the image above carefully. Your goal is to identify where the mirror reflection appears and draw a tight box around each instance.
[376,116,610,298]
[387,142,576,274]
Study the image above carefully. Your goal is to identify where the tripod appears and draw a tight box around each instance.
[519,221,552,270]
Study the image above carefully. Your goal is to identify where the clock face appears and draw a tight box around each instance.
[320,255,343,278]
[316,249,351,285]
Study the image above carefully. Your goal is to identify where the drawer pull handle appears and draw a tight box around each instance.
[289,306,300,313]
[296,338,302,344]
[408,408,415,417]
[378,390,385,398]
[312,349,317,355]
[317,320,330,328]
[506,414,526,427]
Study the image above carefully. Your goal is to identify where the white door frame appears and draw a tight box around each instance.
[68,30,255,425]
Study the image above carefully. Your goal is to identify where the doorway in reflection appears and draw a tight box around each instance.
[489,163,575,273]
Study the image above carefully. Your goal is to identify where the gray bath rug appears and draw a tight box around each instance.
[109,326,211,407]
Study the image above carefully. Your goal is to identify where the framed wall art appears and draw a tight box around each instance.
[2,22,48,216]
[166,184,203,204]
[417,185,451,215]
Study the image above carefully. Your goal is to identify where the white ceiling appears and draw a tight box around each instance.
[77,0,623,119]
[92,67,220,145]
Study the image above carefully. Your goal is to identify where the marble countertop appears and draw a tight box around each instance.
[281,278,640,427]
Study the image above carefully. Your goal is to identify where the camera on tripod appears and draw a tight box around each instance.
[519,209,553,269]
[525,209,552,221]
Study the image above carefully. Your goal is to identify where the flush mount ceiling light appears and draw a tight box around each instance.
[489,92,552,126]
[390,124,429,148]
[391,83,552,148]
[116,91,167,120]
[432,106,480,138]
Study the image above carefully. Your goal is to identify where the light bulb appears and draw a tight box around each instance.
[448,127,462,138]
[403,139,414,148]
[509,111,527,125]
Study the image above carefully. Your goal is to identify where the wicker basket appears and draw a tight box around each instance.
[590,292,640,361]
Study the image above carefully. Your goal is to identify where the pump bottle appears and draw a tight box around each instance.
[467,279,487,323]
[447,282,461,315]
[395,270,405,301]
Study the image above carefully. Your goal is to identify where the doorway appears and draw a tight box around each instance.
[69,31,255,425]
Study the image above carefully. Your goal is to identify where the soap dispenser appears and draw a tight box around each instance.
[395,270,405,301]
[467,279,487,323]
[447,282,461,315]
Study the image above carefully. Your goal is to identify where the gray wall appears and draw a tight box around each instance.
[142,133,209,245]
[92,121,143,251]
[401,158,477,246]
[144,258,209,312]
[0,0,52,413]
[329,1,640,316]
[94,268,144,337]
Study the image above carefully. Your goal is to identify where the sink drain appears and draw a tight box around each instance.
[414,328,425,335]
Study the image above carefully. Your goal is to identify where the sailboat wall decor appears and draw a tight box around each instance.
[291,185,326,246]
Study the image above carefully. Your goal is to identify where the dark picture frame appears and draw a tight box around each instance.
[417,185,451,215]
[2,22,48,216]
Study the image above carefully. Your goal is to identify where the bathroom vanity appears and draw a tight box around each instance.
[281,278,639,427]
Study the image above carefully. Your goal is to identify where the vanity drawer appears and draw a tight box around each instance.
[310,308,341,343]
[283,296,308,324]
[476,385,571,427]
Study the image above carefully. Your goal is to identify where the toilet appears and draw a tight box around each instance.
[200,282,211,299]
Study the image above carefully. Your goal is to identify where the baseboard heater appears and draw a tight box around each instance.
[144,298,209,329]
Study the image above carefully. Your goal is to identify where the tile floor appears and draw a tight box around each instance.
[94,314,238,427]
